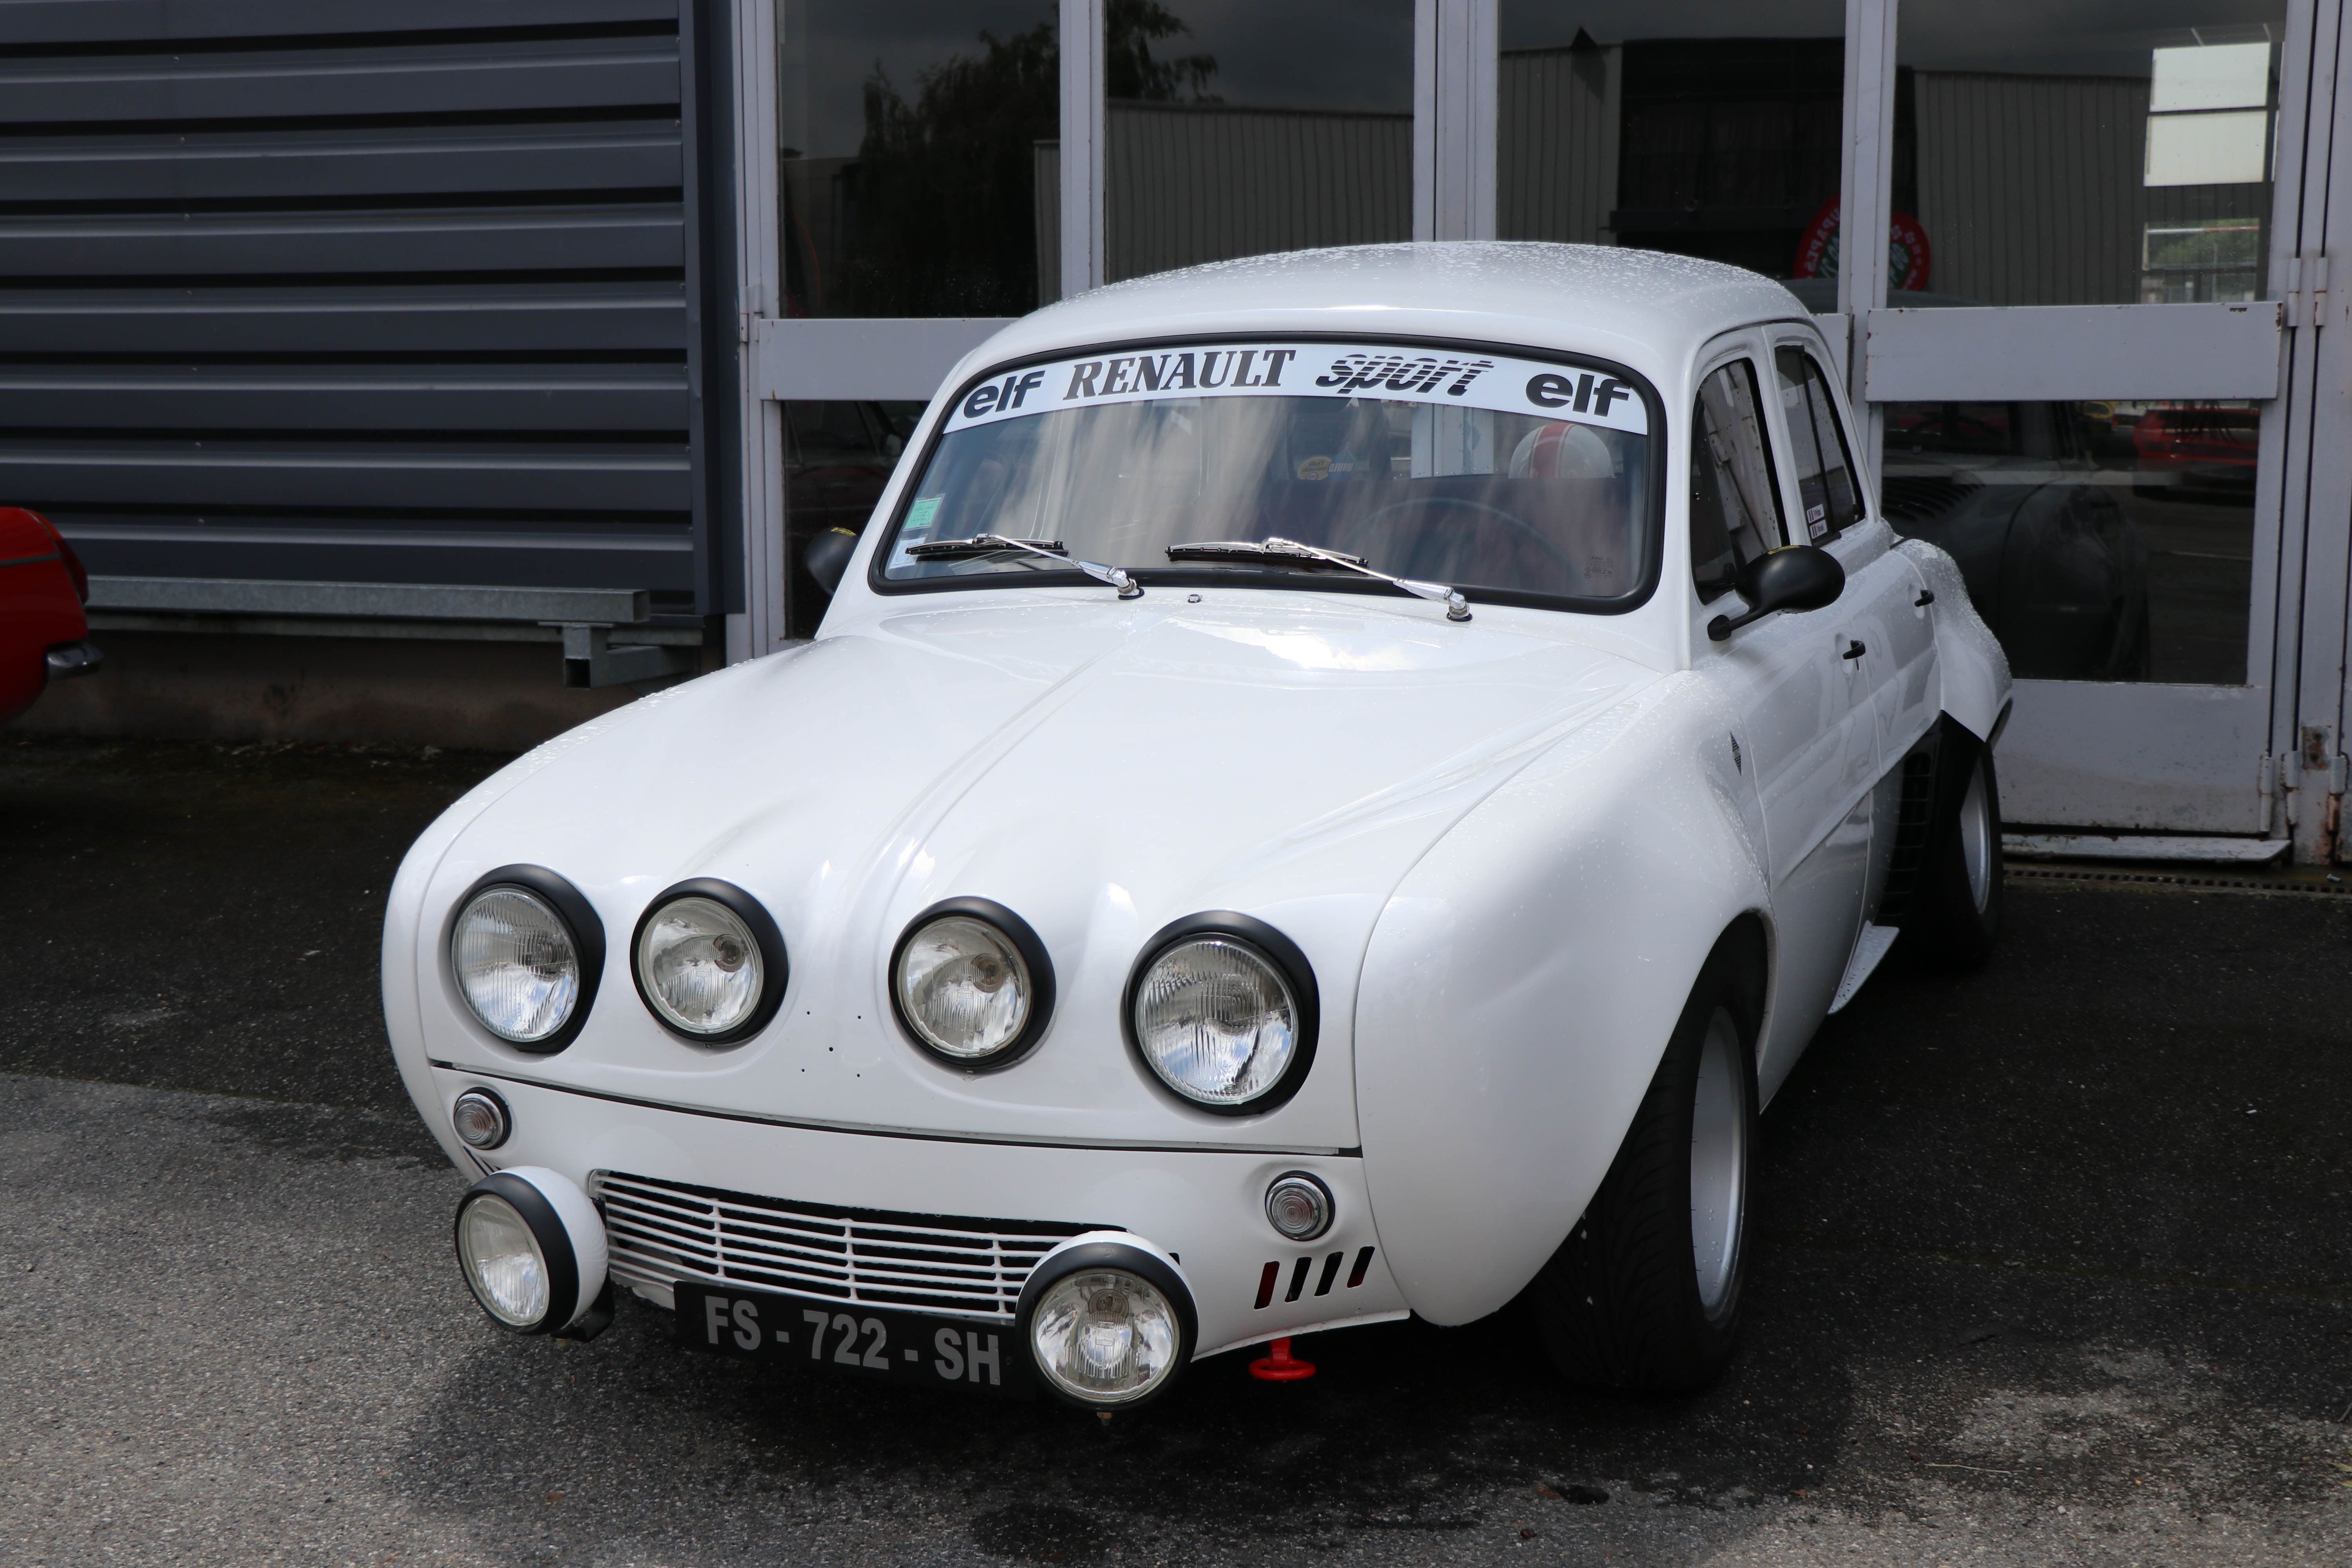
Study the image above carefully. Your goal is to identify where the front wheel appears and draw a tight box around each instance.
[1530,949,1759,1393]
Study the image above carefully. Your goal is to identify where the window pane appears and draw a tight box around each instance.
[878,341,1657,608]
[1773,349,1864,543]
[1498,3,1846,287]
[1880,397,2256,684]
[778,2,1059,317]
[1691,360,1783,603]
[1896,2,2288,305]
[785,400,923,635]
[1101,1,1414,285]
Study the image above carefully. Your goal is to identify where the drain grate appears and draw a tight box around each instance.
[2007,863,2352,898]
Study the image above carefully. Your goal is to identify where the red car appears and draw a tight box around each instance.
[2,506,101,723]
[2131,403,2259,488]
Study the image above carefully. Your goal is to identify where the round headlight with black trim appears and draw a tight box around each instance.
[1015,1238,1196,1409]
[1123,912,1319,1113]
[889,897,1056,1069]
[452,1167,612,1337]
[630,878,789,1045]
[448,865,604,1052]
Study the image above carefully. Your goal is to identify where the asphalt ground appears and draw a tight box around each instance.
[3,730,2350,1567]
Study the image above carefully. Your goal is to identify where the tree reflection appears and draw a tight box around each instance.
[790,2,1218,318]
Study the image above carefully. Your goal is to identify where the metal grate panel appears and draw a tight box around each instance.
[589,1171,1107,1322]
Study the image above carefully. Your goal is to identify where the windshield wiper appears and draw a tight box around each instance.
[1166,537,1470,621]
[907,534,1141,599]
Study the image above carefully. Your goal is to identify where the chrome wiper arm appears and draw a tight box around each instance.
[1166,537,1470,621]
[907,533,1141,598]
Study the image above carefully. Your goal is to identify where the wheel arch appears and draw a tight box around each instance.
[1353,674,1773,1327]
[1898,535,2014,744]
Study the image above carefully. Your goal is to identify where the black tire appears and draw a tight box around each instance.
[1531,942,1760,1394]
[1913,738,2004,971]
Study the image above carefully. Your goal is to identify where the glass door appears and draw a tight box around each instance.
[1858,0,2310,839]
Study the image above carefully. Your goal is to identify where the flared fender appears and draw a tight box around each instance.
[1898,538,2014,745]
[1353,673,1772,1326]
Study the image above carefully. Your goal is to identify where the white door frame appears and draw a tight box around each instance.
[734,0,1499,660]
[1835,0,2327,842]
[2294,0,2352,859]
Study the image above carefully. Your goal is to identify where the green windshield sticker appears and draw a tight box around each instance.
[905,495,942,534]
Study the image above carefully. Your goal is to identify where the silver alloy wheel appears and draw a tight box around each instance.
[1958,758,1993,913]
[1689,1005,1747,1314]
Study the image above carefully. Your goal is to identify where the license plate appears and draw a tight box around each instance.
[673,1280,1031,1399]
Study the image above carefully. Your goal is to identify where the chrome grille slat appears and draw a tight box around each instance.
[588,1170,1107,1323]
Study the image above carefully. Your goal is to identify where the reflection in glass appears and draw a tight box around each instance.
[1498,4,1847,281]
[1690,360,1784,603]
[1097,0,1414,286]
[777,1,1059,318]
[1898,2,2287,305]
[1773,347,1867,544]
[882,394,1656,608]
[785,400,923,635]
[1880,395,2254,684]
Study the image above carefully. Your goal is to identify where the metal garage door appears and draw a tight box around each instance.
[0,0,740,620]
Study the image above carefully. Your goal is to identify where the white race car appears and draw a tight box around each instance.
[383,242,2010,1410]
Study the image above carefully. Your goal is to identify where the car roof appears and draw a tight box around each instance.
[973,241,1813,383]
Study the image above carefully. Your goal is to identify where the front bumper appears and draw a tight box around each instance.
[425,1066,1407,1359]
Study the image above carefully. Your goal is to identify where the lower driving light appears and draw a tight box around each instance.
[890,898,1055,1068]
[1031,1270,1178,1403]
[1016,1239,1195,1409]
[452,1168,613,1338]
[1265,1173,1333,1241]
[450,1088,510,1150]
[458,1193,548,1326]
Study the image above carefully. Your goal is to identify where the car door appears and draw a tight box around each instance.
[1769,332,1940,940]
[1686,333,1873,1102]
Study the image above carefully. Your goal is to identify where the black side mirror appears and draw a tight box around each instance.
[803,527,859,596]
[1707,545,1845,641]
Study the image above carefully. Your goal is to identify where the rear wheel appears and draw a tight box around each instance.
[1913,740,2004,971]
[1532,949,1758,1393]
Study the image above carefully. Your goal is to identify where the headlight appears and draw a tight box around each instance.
[1016,1239,1195,1409]
[889,898,1056,1068]
[1126,914,1319,1112]
[450,867,604,1051]
[630,880,787,1044]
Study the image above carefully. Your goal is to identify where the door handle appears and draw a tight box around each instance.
[1841,641,1867,660]
[1914,591,1935,607]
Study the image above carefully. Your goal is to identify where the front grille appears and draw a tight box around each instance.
[589,1171,1106,1321]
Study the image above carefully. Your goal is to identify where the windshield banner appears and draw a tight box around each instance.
[942,343,1649,437]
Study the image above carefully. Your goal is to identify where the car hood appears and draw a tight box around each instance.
[421,592,1658,1149]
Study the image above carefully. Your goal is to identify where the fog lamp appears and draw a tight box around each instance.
[1016,1239,1196,1409]
[452,1168,612,1338]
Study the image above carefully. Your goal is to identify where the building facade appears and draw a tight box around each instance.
[7,0,2348,864]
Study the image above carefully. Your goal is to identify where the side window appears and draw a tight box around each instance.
[1690,359,1785,604]
[1773,347,1866,542]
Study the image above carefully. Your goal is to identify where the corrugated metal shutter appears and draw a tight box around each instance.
[1914,71,2271,308]
[1102,102,1411,283]
[0,0,739,616]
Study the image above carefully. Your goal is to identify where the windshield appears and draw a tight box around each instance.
[875,341,1659,610]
